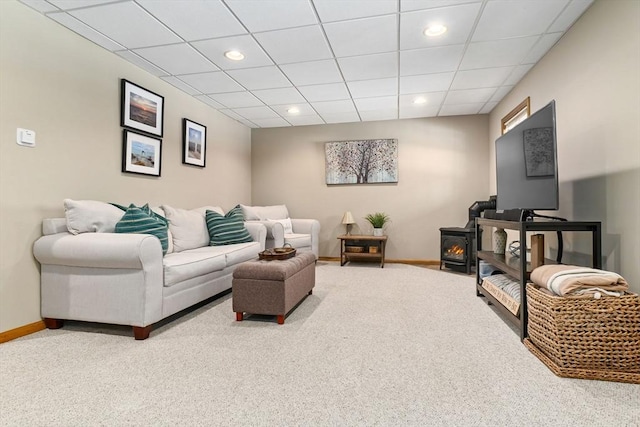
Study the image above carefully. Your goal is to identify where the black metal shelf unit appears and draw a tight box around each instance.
[475,218,602,341]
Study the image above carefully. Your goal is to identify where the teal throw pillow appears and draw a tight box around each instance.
[206,207,253,246]
[114,204,169,255]
[111,202,168,226]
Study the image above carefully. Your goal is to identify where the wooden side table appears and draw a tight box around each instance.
[337,234,387,268]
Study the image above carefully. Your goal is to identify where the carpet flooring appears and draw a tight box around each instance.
[1,262,638,426]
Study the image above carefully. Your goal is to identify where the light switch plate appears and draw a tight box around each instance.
[17,128,36,147]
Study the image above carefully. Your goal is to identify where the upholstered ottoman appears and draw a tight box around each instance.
[232,252,316,324]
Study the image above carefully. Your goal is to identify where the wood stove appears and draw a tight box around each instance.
[439,227,475,274]
[439,197,495,275]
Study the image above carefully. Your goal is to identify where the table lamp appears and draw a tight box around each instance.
[341,211,355,235]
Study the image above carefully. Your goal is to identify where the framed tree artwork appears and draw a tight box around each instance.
[121,79,164,137]
[325,139,398,185]
[122,130,162,177]
[182,118,207,168]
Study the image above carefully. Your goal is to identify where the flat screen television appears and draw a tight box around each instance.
[495,100,559,216]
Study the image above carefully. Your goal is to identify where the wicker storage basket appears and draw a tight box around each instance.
[525,283,640,384]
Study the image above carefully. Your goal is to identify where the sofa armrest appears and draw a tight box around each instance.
[290,219,321,258]
[290,219,318,235]
[33,231,164,328]
[246,220,284,248]
[33,232,162,269]
[244,222,267,251]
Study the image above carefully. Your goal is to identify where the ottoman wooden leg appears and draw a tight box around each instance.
[308,289,313,295]
[236,312,243,321]
[277,315,285,325]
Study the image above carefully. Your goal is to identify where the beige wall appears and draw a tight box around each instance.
[0,1,252,333]
[251,116,490,260]
[489,0,640,292]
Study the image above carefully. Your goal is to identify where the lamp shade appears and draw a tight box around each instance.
[341,211,355,225]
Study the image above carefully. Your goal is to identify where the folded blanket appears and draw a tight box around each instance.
[530,264,628,297]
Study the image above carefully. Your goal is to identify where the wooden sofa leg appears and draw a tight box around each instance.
[43,318,64,329]
[236,312,243,321]
[277,315,285,325]
[133,325,152,340]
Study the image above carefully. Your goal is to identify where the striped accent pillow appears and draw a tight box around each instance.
[114,204,169,255]
[206,207,253,246]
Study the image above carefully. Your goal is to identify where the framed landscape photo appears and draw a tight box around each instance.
[182,118,207,167]
[122,130,162,177]
[121,79,164,137]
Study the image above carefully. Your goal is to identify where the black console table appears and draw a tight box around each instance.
[475,218,602,340]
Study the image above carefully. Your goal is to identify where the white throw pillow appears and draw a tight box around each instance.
[268,218,293,234]
[64,199,125,235]
[161,205,209,252]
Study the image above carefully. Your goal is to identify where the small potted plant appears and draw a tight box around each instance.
[365,212,390,236]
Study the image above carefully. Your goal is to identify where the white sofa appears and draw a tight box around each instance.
[239,204,320,259]
[33,200,266,340]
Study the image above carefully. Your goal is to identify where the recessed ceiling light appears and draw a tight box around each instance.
[224,50,245,61]
[424,24,447,37]
[413,97,427,105]
[287,107,300,114]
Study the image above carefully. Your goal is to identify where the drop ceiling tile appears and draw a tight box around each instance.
[400,0,478,12]
[324,15,398,58]
[399,72,454,94]
[68,2,181,49]
[219,109,248,121]
[472,0,568,41]
[232,106,280,120]
[444,88,495,104]
[252,118,291,128]
[337,52,398,81]
[504,64,534,85]
[225,0,317,32]
[460,37,539,70]
[399,104,440,119]
[400,45,465,75]
[450,67,514,90]
[218,110,258,127]
[226,66,291,90]
[116,50,168,76]
[48,12,124,51]
[133,44,218,75]
[490,86,514,102]
[285,115,325,126]
[270,103,316,116]
[137,0,246,41]
[208,91,264,108]
[298,82,350,102]
[254,25,333,64]
[320,111,361,124]
[252,87,306,105]
[359,109,399,121]
[522,33,563,64]
[280,60,343,86]
[161,76,201,95]
[439,103,484,115]
[314,0,397,22]
[347,78,397,99]
[400,3,481,50]
[48,0,113,8]
[479,101,498,114]
[399,91,446,109]
[311,99,357,115]
[178,72,244,94]
[191,35,273,70]
[20,0,60,13]
[354,96,397,112]
[548,0,594,32]
[194,95,224,109]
